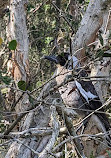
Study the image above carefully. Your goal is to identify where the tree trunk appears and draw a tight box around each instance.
[5,0,111,158]
[5,0,30,157]
[71,0,111,157]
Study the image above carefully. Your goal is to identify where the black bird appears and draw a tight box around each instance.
[44,53,111,145]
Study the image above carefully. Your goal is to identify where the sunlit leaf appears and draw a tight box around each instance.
[18,80,27,91]
[45,37,52,45]
[9,40,17,50]
[1,88,8,94]
[0,37,3,45]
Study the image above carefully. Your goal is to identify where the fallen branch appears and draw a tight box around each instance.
[38,106,60,158]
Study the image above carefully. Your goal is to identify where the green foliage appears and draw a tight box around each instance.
[103,53,111,57]
[26,0,85,95]
[8,40,17,50]
[77,0,84,3]
[27,4,34,12]
[1,88,8,94]
[18,80,27,91]
[0,71,11,85]
[0,122,6,133]
[95,49,104,59]
[85,0,90,3]
[95,49,111,59]
[29,96,35,104]
[61,52,65,57]
[90,151,95,158]
[27,85,32,91]
[98,32,104,46]
[18,80,32,91]
[1,0,111,157]
[106,150,111,158]
[45,4,50,12]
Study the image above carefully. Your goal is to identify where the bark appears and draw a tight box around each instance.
[5,0,111,158]
[72,0,111,106]
[71,0,111,157]
[5,0,30,157]
[72,0,111,61]
[6,0,29,82]
[6,0,30,114]
[5,75,57,158]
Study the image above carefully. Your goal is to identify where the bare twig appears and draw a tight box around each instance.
[3,104,41,136]
[14,138,39,156]
[51,1,74,33]
[53,132,111,152]
[74,97,111,127]
[3,76,111,137]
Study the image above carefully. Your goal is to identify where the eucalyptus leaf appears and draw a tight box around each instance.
[98,33,104,46]
[95,49,104,59]
[106,150,111,158]
[0,72,11,85]
[9,40,17,50]
[2,76,11,85]
[103,53,111,57]
[18,80,27,91]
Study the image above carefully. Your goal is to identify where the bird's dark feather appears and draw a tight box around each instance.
[78,70,110,131]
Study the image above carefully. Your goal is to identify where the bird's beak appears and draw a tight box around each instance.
[43,55,58,64]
